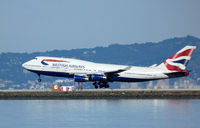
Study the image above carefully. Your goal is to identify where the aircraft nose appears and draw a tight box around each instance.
[22,63,26,69]
[22,62,28,69]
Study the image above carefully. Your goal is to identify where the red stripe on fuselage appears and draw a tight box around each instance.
[42,59,67,62]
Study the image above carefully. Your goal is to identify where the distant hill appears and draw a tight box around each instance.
[0,35,200,89]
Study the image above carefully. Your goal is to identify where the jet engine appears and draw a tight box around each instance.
[91,74,106,81]
[74,75,89,82]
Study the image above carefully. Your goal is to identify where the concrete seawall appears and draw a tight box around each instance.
[1,89,200,99]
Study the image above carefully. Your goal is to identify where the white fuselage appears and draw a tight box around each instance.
[22,45,195,88]
[22,56,170,82]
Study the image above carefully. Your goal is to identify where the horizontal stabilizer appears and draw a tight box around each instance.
[150,64,157,67]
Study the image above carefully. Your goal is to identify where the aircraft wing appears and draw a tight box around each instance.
[104,66,131,77]
[85,66,132,82]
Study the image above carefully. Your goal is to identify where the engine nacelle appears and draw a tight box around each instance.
[91,74,106,81]
[74,75,89,82]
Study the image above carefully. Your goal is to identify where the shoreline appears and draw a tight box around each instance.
[0,89,200,99]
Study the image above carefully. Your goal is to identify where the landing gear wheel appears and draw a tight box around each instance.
[93,81,98,89]
[99,82,109,88]
[105,84,109,88]
[95,85,98,89]
[99,85,103,88]
[94,81,109,89]
[38,78,42,82]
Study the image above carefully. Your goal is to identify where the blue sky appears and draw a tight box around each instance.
[0,0,200,53]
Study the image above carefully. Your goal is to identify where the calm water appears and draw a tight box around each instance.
[0,100,200,128]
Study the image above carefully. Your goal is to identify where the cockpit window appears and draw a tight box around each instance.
[34,58,38,60]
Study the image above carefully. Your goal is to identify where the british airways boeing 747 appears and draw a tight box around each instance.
[22,46,196,88]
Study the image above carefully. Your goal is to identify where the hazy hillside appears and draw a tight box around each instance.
[0,35,200,89]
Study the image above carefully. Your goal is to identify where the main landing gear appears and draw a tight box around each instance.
[37,74,42,82]
[93,81,109,89]
[93,82,98,89]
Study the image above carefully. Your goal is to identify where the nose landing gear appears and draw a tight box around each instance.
[37,74,42,82]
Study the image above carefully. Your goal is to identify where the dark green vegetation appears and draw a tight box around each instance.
[0,35,200,89]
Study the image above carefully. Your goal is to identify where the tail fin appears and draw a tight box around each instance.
[158,46,196,72]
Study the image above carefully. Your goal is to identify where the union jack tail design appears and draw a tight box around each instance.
[158,46,196,72]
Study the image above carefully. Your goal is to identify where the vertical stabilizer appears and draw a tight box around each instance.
[158,46,196,72]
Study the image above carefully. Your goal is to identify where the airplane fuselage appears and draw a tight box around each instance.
[22,46,195,88]
[23,56,172,82]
